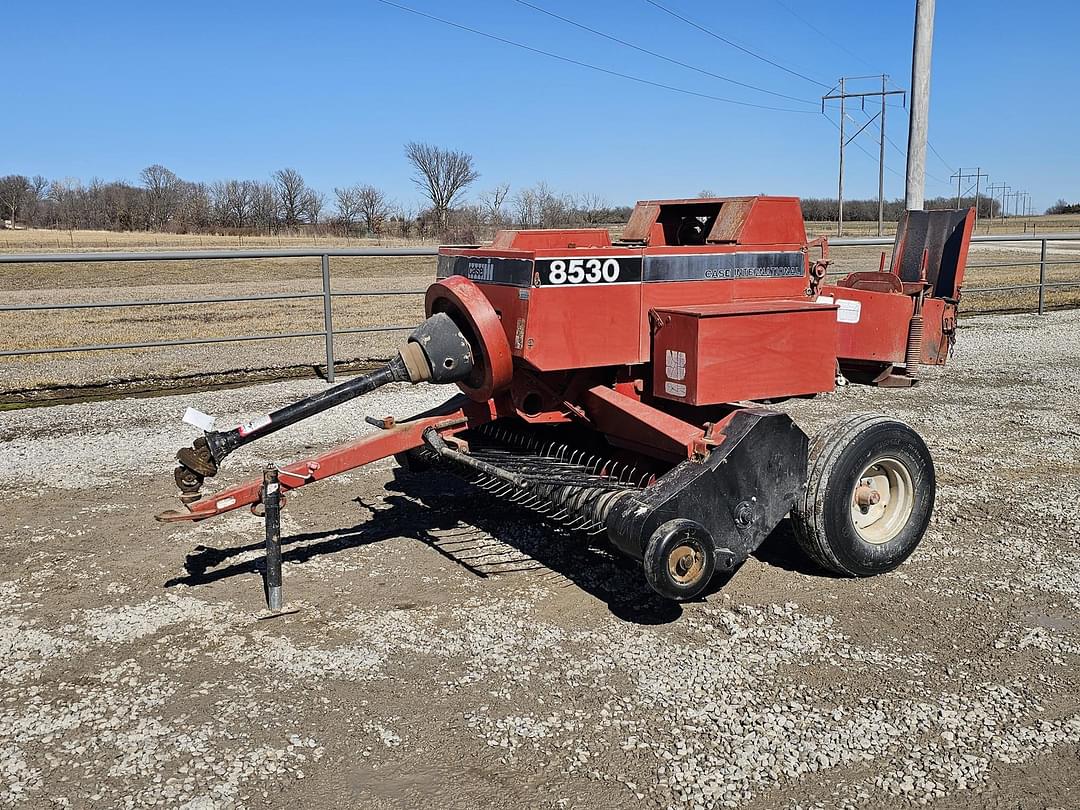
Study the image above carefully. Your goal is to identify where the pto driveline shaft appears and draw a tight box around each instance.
[172,311,476,503]
[205,355,410,463]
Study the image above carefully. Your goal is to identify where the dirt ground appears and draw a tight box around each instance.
[1,309,1079,809]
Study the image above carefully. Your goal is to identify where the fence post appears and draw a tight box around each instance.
[1037,239,1047,315]
[321,254,336,382]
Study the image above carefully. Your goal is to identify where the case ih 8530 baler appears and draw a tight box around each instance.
[159,196,974,609]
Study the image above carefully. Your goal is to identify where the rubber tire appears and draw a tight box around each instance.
[643,519,717,601]
[792,413,935,577]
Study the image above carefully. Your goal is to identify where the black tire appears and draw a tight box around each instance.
[792,413,935,577]
[643,519,717,601]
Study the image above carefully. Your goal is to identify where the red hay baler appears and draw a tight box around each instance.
[159,196,974,609]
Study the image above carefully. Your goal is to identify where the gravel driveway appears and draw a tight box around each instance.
[1,310,1079,809]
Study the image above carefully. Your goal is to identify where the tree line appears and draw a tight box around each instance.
[1046,199,1080,215]
[799,195,1003,222]
[0,142,629,242]
[4,142,1051,241]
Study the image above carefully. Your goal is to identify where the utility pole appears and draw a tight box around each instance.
[905,0,936,210]
[837,77,845,236]
[1002,189,1018,220]
[949,168,989,228]
[823,76,905,236]
[878,74,887,236]
[987,182,1009,222]
[974,169,985,230]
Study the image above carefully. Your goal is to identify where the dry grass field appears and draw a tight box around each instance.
[1,221,1079,400]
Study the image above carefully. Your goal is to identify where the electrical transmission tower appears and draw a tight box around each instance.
[822,75,906,236]
[986,182,1009,222]
[949,167,988,228]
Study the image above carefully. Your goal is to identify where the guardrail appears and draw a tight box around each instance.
[1,234,1078,381]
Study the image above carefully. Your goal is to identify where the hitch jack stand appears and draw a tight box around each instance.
[259,465,292,617]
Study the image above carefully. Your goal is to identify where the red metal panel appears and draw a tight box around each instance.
[737,197,808,245]
[468,283,527,356]
[582,384,704,461]
[919,297,952,365]
[818,285,913,364]
[640,279,733,362]
[652,300,837,405]
[522,283,642,370]
[491,229,612,250]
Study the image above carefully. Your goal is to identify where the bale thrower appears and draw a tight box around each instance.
[158,196,974,609]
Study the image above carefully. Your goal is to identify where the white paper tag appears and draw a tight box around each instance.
[836,299,862,323]
[182,407,216,432]
[815,295,835,305]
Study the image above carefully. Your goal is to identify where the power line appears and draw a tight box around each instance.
[847,108,952,187]
[375,0,816,113]
[772,0,877,72]
[927,140,954,173]
[822,113,903,178]
[511,0,816,106]
[824,112,951,191]
[642,0,831,89]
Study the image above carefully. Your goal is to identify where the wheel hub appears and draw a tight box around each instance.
[850,457,915,545]
[667,543,705,585]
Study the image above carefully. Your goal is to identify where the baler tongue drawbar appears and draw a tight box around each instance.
[173,312,475,503]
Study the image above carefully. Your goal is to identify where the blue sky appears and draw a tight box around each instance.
[4,1,1076,212]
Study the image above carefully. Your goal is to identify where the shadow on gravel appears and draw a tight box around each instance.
[750,518,842,579]
[165,469,685,626]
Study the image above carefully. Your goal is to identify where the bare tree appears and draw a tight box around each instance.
[513,182,577,229]
[513,185,539,229]
[140,164,182,230]
[177,182,212,231]
[273,168,309,228]
[576,192,608,226]
[355,184,392,234]
[0,175,32,227]
[212,180,255,228]
[250,181,278,235]
[404,141,479,231]
[333,186,361,232]
[478,183,511,228]
[393,204,416,239]
[25,175,48,225]
[46,178,86,230]
[304,189,326,225]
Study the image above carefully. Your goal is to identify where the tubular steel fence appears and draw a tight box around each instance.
[1,234,1078,383]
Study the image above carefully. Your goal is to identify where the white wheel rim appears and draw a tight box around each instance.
[850,457,915,545]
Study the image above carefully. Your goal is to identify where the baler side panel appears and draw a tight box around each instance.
[820,285,914,364]
[521,284,642,371]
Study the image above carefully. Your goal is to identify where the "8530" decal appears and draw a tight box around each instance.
[535,257,642,285]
